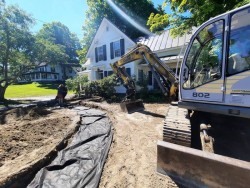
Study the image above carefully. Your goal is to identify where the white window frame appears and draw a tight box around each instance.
[97,46,104,61]
[113,40,121,58]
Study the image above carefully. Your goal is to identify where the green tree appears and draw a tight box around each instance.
[36,22,81,64]
[79,0,159,64]
[33,39,68,66]
[0,3,35,101]
[147,0,250,36]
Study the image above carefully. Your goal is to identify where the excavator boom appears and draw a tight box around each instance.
[110,44,178,113]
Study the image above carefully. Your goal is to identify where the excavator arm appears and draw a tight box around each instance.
[110,44,179,102]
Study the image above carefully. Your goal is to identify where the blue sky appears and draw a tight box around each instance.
[6,0,168,39]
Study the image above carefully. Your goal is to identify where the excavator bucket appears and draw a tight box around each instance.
[120,99,144,113]
[157,141,250,188]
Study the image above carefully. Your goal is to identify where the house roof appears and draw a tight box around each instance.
[86,17,135,58]
[61,63,81,67]
[35,62,48,67]
[161,55,184,62]
[136,28,195,52]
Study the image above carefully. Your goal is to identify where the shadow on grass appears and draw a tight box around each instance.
[37,83,60,90]
[11,82,63,90]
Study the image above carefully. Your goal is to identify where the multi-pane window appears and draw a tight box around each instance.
[40,67,45,72]
[110,39,125,59]
[95,45,107,62]
[97,46,104,61]
[113,40,121,57]
[41,73,47,79]
[104,70,113,77]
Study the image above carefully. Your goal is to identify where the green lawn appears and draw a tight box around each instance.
[5,82,73,98]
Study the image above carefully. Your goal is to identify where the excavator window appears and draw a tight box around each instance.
[227,7,250,75]
[183,20,224,89]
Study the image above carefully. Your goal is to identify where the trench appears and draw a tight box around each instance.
[1,102,113,188]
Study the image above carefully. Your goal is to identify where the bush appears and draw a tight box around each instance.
[66,75,88,96]
[66,74,117,100]
[87,74,117,99]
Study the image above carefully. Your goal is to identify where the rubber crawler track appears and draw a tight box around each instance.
[163,104,191,147]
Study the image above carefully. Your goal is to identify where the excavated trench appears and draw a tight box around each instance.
[0,102,113,188]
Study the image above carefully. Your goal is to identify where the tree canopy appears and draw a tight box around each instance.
[0,4,81,101]
[0,2,35,100]
[147,0,250,37]
[79,0,159,63]
[36,22,81,64]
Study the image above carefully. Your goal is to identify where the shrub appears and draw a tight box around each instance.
[87,75,117,99]
[66,75,88,96]
[66,74,117,100]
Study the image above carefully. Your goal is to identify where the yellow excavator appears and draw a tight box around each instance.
[110,43,178,113]
[111,4,250,188]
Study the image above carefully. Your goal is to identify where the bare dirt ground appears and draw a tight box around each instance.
[0,106,79,187]
[81,101,178,188]
[0,100,178,188]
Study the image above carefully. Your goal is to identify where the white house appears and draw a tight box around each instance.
[19,62,80,83]
[80,18,194,93]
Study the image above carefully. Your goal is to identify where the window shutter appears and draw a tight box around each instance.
[95,47,98,62]
[104,71,107,77]
[120,39,125,56]
[148,71,152,85]
[110,42,114,59]
[103,45,107,60]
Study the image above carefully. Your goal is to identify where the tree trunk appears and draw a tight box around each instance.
[0,85,7,102]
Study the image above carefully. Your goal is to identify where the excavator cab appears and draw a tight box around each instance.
[179,5,250,116]
[157,4,250,187]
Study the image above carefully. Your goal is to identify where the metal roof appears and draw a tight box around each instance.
[136,29,193,52]
[160,55,184,62]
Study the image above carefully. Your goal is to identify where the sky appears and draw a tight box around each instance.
[5,0,169,39]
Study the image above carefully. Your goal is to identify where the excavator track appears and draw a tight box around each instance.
[158,104,250,188]
[163,103,191,147]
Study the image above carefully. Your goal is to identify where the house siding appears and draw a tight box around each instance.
[81,18,194,94]
[19,63,79,83]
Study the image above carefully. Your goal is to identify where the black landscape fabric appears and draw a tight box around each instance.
[28,106,113,188]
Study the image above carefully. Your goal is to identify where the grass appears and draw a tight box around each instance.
[5,82,73,99]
